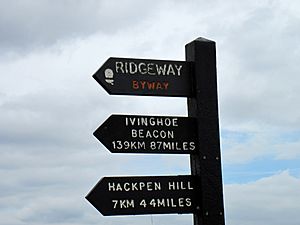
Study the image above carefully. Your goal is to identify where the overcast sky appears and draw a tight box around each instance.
[1,0,300,225]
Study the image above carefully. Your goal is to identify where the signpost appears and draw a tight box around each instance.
[87,37,226,225]
[86,175,199,216]
[93,114,198,154]
[186,38,225,225]
[93,57,193,97]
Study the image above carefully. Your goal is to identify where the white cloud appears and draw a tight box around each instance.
[218,1,300,131]
[222,130,300,164]
[222,132,272,164]
[225,171,300,225]
[274,140,300,160]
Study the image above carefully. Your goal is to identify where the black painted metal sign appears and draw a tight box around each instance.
[93,57,193,97]
[93,114,198,154]
[86,175,199,216]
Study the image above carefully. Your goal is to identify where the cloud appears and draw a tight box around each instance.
[0,0,165,54]
[225,171,300,225]
[274,139,300,160]
[218,1,300,132]
[222,129,300,165]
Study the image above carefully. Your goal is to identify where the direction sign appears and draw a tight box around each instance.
[93,57,193,97]
[93,114,198,154]
[86,175,199,216]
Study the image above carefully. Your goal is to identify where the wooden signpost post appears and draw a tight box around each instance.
[186,38,225,225]
[86,37,225,225]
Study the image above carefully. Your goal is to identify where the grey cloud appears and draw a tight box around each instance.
[19,197,86,224]
[0,0,164,54]
[0,91,94,149]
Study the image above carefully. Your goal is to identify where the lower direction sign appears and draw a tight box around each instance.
[94,114,198,154]
[86,175,199,216]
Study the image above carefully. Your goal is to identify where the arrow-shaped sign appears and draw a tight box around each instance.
[86,175,199,216]
[93,114,198,154]
[93,57,193,97]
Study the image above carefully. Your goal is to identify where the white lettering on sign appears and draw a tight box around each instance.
[139,198,192,208]
[108,181,162,192]
[168,181,194,190]
[115,61,183,76]
[111,198,192,210]
[111,140,195,152]
[125,117,178,127]
[109,116,196,152]
[131,129,174,139]
[107,179,194,211]
[150,141,196,151]
[112,199,135,209]
[112,141,146,150]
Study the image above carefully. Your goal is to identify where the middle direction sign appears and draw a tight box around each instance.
[93,114,198,154]
[93,57,193,97]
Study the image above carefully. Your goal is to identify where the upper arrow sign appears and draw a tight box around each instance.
[94,114,198,154]
[93,57,193,97]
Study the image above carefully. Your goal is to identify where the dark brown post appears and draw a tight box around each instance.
[186,38,225,225]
